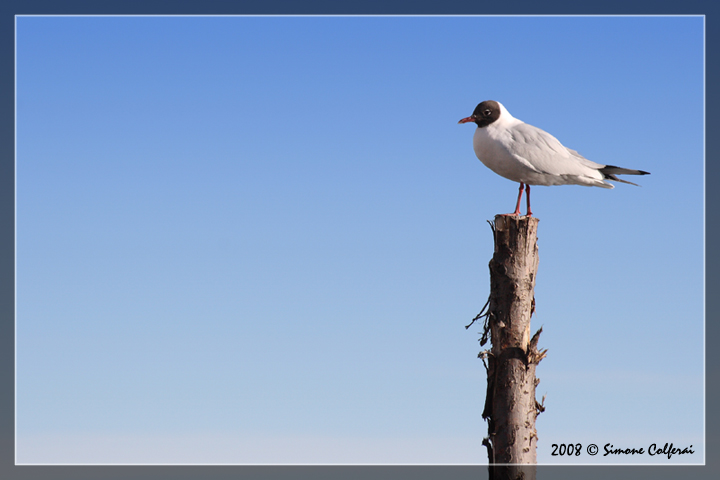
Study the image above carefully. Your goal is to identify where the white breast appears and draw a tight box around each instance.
[472,122,543,184]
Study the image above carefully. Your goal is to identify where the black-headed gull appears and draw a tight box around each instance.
[458,100,649,216]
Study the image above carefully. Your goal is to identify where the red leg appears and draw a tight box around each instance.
[511,183,524,216]
[526,184,532,217]
[499,183,525,216]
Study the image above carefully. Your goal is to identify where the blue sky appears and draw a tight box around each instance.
[15,15,704,464]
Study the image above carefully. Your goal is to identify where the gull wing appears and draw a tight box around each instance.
[506,122,606,179]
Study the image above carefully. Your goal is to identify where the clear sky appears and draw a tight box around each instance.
[15,15,704,464]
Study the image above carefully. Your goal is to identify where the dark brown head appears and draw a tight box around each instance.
[458,100,502,128]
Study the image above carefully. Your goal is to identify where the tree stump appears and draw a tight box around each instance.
[478,215,546,480]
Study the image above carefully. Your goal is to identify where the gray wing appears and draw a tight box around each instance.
[507,123,606,178]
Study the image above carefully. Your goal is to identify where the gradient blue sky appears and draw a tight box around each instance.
[15,15,704,464]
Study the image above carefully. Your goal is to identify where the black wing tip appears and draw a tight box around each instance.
[602,165,651,176]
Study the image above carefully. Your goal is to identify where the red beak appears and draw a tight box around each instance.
[458,116,476,124]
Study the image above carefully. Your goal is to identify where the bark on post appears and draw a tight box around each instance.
[476,215,546,480]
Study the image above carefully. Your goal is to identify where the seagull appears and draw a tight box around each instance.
[458,100,649,216]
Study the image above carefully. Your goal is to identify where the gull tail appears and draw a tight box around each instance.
[600,165,650,186]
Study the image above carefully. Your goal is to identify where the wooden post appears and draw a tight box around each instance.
[474,215,546,480]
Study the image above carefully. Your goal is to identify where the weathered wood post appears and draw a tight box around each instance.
[471,215,546,480]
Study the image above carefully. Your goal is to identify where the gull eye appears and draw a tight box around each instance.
[484,109,492,116]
